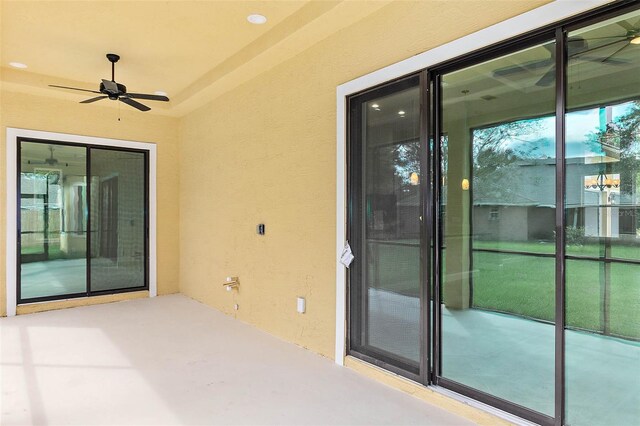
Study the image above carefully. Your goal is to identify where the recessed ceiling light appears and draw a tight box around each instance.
[9,62,27,69]
[154,91,168,96]
[247,14,267,24]
[371,103,379,108]
[398,110,406,116]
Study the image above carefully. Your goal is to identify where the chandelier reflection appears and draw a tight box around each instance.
[584,173,620,191]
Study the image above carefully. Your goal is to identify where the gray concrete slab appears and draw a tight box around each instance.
[1,295,473,426]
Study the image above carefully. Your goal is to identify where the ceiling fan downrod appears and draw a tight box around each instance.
[106,53,120,82]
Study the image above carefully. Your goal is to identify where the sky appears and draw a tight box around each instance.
[490,101,635,159]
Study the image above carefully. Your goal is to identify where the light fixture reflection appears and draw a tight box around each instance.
[584,173,620,191]
[410,172,419,186]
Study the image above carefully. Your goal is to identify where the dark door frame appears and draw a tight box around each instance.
[17,137,150,304]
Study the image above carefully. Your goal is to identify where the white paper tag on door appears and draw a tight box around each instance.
[340,241,355,268]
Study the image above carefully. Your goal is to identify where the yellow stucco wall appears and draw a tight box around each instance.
[0,90,181,316]
[179,0,550,358]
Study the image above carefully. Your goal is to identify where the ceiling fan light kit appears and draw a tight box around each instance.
[48,53,170,112]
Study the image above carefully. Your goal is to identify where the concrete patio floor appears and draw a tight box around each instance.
[367,289,640,426]
[1,294,473,426]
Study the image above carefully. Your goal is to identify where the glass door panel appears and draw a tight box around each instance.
[89,148,147,292]
[565,9,640,425]
[349,76,423,375]
[439,39,557,416]
[19,142,87,300]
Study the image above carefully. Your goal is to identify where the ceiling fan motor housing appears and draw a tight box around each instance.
[100,81,127,99]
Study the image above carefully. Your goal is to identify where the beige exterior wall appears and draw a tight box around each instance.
[178,0,550,358]
[0,90,181,316]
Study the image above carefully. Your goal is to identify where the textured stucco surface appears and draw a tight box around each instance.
[178,0,550,358]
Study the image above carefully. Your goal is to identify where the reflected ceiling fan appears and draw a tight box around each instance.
[26,146,68,167]
[579,19,640,61]
[49,53,169,111]
[493,26,636,87]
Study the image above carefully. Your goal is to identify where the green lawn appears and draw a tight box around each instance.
[21,245,68,261]
[367,240,640,340]
[20,244,85,260]
[474,239,640,260]
[472,252,640,339]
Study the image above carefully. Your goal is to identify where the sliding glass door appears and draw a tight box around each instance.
[564,9,640,426]
[90,148,147,292]
[347,3,639,425]
[438,38,557,421]
[348,75,425,377]
[18,139,148,303]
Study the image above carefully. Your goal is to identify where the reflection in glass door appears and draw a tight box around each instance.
[348,75,425,377]
[20,142,88,300]
[90,148,147,292]
[564,9,640,426]
[18,139,148,303]
[438,39,557,420]
[346,4,640,424]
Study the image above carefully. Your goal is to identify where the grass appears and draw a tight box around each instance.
[474,239,640,260]
[472,253,640,339]
[367,240,640,340]
[20,245,83,261]
[21,245,63,257]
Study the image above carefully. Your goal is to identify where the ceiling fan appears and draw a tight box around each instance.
[49,53,169,111]
[26,146,68,167]
[492,27,636,87]
[577,19,640,62]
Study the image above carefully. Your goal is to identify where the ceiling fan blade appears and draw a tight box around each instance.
[493,59,552,77]
[579,56,629,65]
[535,67,556,87]
[101,79,119,93]
[579,35,627,41]
[602,42,631,63]
[119,97,151,112]
[125,92,170,102]
[617,21,634,32]
[49,84,101,94]
[571,39,626,57]
[80,95,108,104]
[493,64,530,77]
